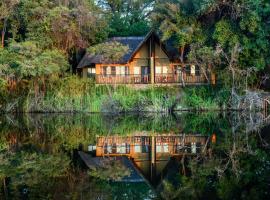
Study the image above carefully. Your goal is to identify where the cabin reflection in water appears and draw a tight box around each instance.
[95,134,214,185]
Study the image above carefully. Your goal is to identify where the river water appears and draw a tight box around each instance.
[0,112,269,199]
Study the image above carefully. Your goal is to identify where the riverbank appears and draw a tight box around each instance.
[0,76,233,113]
[3,76,269,114]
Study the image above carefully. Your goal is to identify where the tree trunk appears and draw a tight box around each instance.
[179,46,186,87]
[41,76,46,97]
[181,154,186,176]
[1,31,5,48]
[1,19,8,48]
[202,68,210,83]
[34,78,39,101]
[3,178,8,200]
[181,67,185,87]
[179,46,185,63]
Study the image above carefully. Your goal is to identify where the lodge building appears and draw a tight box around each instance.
[77,31,216,85]
[94,134,215,184]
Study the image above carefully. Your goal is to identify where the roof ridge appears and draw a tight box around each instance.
[110,36,145,40]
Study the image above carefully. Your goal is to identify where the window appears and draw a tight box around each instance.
[116,143,126,154]
[174,65,182,74]
[103,66,108,75]
[116,67,121,75]
[191,142,196,153]
[191,65,196,75]
[125,66,129,75]
[156,66,162,74]
[185,65,191,75]
[156,66,169,74]
[116,66,129,75]
[111,66,116,75]
[163,66,168,74]
[135,145,141,153]
[134,67,140,75]
[87,67,96,78]
[121,66,129,75]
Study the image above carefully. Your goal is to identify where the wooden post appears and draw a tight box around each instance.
[150,136,156,181]
[151,136,156,164]
[149,34,155,84]
[150,57,155,84]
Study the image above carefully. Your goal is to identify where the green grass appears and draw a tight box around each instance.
[181,85,230,110]
[0,76,230,113]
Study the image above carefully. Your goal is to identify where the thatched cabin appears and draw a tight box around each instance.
[94,134,214,185]
[77,31,216,85]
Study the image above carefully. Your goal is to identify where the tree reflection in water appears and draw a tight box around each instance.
[0,112,269,199]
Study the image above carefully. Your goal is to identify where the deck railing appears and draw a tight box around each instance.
[154,73,208,84]
[95,73,211,84]
[96,74,150,84]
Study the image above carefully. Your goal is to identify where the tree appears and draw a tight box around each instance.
[0,41,68,97]
[20,0,108,53]
[188,45,221,83]
[97,0,154,36]
[0,0,20,47]
[88,41,129,63]
[152,1,203,63]
[153,0,270,89]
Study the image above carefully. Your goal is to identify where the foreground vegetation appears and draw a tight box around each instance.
[0,75,233,113]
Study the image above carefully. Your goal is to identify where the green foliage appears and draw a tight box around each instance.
[89,159,131,181]
[0,150,70,188]
[98,0,153,37]
[160,128,270,200]
[152,1,203,59]
[182,86,230,110]
[88,41,129,62]
[153,0,270,88]
[0,75,182,113]
[19,0,108,52]
[213,20,239,48]
[1,41,68,79]
[0,112,269,198]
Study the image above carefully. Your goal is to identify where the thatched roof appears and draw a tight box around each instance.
[77,36,145,68]
[77,30,177,69]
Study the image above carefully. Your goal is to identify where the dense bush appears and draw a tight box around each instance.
[181,85,230,110]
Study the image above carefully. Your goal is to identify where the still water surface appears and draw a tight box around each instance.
[0,112,269,200]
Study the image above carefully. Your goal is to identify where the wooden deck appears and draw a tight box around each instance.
[95,73,212,85]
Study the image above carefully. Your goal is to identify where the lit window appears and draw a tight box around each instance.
[163,144,169,152]
[116,67,121,75]
[156,66,162,74]
[135,145,141,153]
[134,67,140,75]
[191,65,196,75]
[87,67,95,78]
[163,66,168,74]
[156,145,162,153]
[119,66,124,75]
[191,142,196,153]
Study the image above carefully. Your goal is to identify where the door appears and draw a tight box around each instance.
[141,66,150,83]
